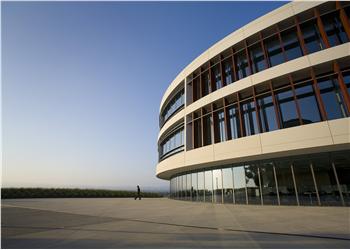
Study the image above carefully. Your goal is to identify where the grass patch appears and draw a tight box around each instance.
[1,188,163,199]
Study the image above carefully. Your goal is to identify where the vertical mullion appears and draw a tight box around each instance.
[334,62,350,114]
[236,92,245,137]
[332,161,345,206]
[252,86,262,133]
[244,166,248,205]
[223,98,229,141]
[200,110,204,148]
[336,1,350,40]
[244,40,252,76]
[314,8,331,48]
[221,169,224,204]
[232,167,236,204]
[276,25,288,62]
[310,162,321,206]
[220,56,225,87]
[294,16,308,55]
[211,103,215,145]
[258,167,263,205]
[288,75,303,125]
[272,163,280,205]
[259,32,270,68]
[291,163,300,206]
[311,68,328,121]
[269,81,282,129]
[231,48,238,82]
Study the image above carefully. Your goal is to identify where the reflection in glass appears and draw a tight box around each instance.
[198,172,205,202]
[241,100,259,136]
[235,51,250,80]
[293,160,318,206]
[276,89,300,128]
[227,105,241,139]
[233,166,247,204]
[257,95,278,132]
[182,175,187,200]
[281,27,303,61]
[245,164,261,204]
[213,169,223,203]
[178,175,182,200]
[312,156,342,206]
[222,167,234,203]
[192,173,198,201]
[322,11,349,47]
[201,72,211,97]
[187,173,192,200]
[275,160,297,205]
[214,111,226,143]
[249,43,266,73]
[295,82,321,124]
[342,71,350,96]
[223,59,233,85]
[194,119,202,148]
[205,170,213,202]
[213,65,222,90]
[301,19,325,54]
[203,115,212,146]
[259,162,279,205]
[332,152,350,206]
[265,35,284,67]
[318,76,348,120]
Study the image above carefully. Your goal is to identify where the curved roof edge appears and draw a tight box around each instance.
[159,0,324,112]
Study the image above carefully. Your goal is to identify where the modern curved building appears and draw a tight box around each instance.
[156,1,350,206]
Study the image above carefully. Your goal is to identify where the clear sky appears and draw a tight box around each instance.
[2,1,286,191]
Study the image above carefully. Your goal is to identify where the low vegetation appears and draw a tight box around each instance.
[1,188,164,199]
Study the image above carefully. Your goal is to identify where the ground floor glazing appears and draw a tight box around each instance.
[169,150,350,206]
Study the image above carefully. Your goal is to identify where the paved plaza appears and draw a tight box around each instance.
[1,198,350,248]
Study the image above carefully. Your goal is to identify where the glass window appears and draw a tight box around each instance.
[233,166,247,204]
[193,77,200,102]
[257,94,278,132]
[178,175,182,199]
[201,72,211,97]
[332,151,350,206]
[276,88,300,128]
[293,159,318,206]
[186,173,191,200]
[205,170,213,203]
[214,111,226,143]
[213,169,223,203]
[223,58,233,85]
[265,35,285,67]
[342,71,350,96]
[159,127,184,160]
[249,43,266,73]
[213,65,222,90]
[300,19,325,54]
[312,156,342,206]
[241,100,259,136]
[245,164,261,205]
[203,115,212,146]
[281,27,304,61]
[227,105,241,139]
[322,11,349,47]
[295,82,322,124]
[259,162,279,205]
[160,89,185,126]
[222,167,234,203]
[182,175,187,200]
[192,173,198,201]
[194,119,202,148]
[197,172,205,202]
[235,50,250,80]
[274,159,297,205]
[318,76,348,120]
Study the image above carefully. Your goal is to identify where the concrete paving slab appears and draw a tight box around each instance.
[2,198,350,248]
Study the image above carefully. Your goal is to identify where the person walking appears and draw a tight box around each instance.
[135,185,141,200]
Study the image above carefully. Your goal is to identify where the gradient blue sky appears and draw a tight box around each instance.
[2,1,286,191]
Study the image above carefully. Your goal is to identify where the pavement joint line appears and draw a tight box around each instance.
[2,203,350,242]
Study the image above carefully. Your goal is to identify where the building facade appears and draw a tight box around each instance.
[156,1,350,206]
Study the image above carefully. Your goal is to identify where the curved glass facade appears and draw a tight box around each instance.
[185,2,350,105]
[160,88,184,128]
[170,151,350,207]
[186,63,350,150]
[158,126,184,161]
